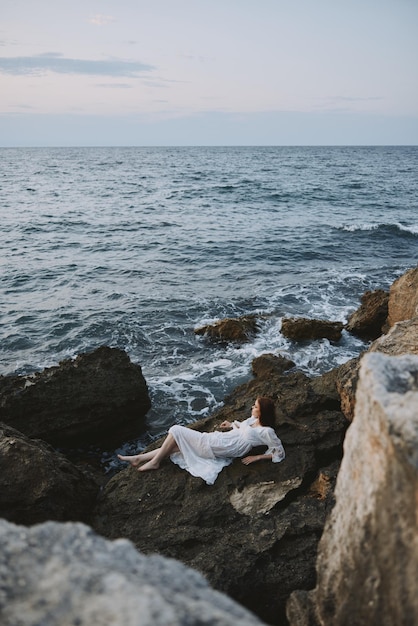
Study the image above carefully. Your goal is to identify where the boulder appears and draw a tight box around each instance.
[281,318,343,342]
[0,422,99,525]
[251,353,296,378]
[387,266,418,327]
[0,346,151,448]
[195,315,258,343]
[345,289,389,340]
[93,367,348,625]
[287,353,418,626]
[335,317,418,422]
[0,519,264,626]
[369,316,418,357]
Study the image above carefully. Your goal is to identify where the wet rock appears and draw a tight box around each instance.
[0,422,99,525]
[194,315,258,343]
[0,519,264,626]
[345,289,389,340]
[251,353,296,378]
[281,318,343,342]
[387,266,418,327]
[0,346,151,448]
[287,353,418,626]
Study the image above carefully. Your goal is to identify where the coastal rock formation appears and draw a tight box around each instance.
[0,519,264,626]
[287,352,418,626]
[194,315,258,343]
[281,318,343,342]
[336,316,418,421]
[0,422,98,525]
[369,316,418,357]
[387,266,418,327]
[335,357,361,422]
[0,346,151,448]
[345,289,389,340]
[93,365,347,625]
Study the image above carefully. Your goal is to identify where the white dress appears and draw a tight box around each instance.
[169,416,285,485]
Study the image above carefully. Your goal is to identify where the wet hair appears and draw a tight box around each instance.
[257,397,276,428]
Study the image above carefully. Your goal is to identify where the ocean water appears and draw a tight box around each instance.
[1,145,417,459]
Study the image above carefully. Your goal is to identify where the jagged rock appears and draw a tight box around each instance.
[387,266,418,327]
[0,346,151,448]
[336,316,418,422]
[335,357,362,422]
[369,316,418,356]
[194,315,258,343]
[93,366,347,625]
[287,353,418,626]
[0,422,99,525]
[0,519,264,626]
[251,353,296,378]
[345,289,389,340]
[281,318,343,342]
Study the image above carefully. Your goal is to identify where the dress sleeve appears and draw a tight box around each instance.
[259,427,285,463]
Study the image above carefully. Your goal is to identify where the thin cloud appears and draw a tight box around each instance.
[89,14,116,26]
[0,53,155,77]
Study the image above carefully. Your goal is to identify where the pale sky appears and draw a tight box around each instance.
[1,0,417,146]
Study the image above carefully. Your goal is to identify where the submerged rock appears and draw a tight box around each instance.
[194,315,258,342]
[0,519,264,626]
[281,318,343,342]
[0,422,98,525]
[287,353,418,626]
[0,346,151,448]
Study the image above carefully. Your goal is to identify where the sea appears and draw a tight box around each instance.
[1,145,417,467]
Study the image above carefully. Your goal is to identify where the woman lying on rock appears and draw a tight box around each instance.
[118,397,285,485]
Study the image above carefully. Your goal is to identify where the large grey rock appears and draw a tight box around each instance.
[0,519,264,626]
[287,353,418,626]
[0,346,151,447]
[0,422,99,525]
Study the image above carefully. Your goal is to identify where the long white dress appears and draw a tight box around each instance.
[169,416,285,485]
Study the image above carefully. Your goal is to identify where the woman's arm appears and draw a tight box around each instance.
[241,453,273,465]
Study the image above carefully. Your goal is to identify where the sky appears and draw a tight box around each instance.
[1,0,417,146]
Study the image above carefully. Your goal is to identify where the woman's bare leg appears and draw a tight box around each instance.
[117,449,159,467]
[139,433,179,472]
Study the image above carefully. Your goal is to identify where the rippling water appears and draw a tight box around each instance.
[1,146,417,456]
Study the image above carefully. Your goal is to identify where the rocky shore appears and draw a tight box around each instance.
[1,267,417,626]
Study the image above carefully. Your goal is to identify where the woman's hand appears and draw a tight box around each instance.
[219,420,232,429]
[241,455,259,465]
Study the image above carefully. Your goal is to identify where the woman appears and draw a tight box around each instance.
[118,397,285,485]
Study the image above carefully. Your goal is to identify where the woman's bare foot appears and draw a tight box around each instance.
[117,454,145,468]
[138,459,160,472]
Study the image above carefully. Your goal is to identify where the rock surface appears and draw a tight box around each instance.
[252,353,296,378]
[387,266,418,327]
[281,318,343,342]
[345,289,388,340]
[195,315,258,342]
[0,519,264,626]
[93,365,347,625]
[287,353,418,626]
[0,346,151,448]
[0,422,99,525]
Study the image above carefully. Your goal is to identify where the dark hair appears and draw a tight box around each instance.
[258,397,276,428]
